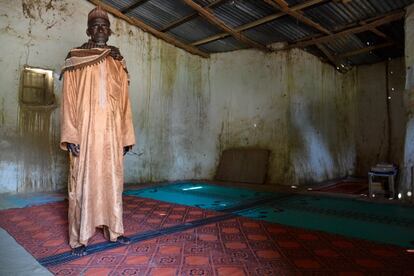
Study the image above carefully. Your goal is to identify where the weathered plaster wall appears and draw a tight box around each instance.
[389,59,408,168]
[0,0,76,192]
[111,22,211,184]
[355,58,406,176]
[0,0,370,192]
[400,3,414,195]
[206,49,357,185]
[406,4,414,68]
[0,0,208,192]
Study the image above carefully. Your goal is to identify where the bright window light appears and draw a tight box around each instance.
[182,186,203,191]
[24,66,53,76]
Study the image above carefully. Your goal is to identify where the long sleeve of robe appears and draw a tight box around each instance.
[60,54,135,248]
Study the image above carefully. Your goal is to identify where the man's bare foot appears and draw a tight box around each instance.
[71,245,87,256]
[116,236,131,244]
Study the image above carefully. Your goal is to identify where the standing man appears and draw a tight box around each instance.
[60,6,135,256]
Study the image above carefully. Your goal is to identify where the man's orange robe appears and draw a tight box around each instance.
[60,48,135,248]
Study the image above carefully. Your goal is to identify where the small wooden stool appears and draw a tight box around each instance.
[368,170,397,199]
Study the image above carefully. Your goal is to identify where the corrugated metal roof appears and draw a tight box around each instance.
[284,0,308,6]
[102,0,132,11]
[347,51,383,65]
[126,1,179,29]
[378,20,405,41]
[198,36,247,52]
[194,0,224,6]
[324,34,366,55]
[167,17,222,44]
[245,16,318,44]
[305,0,414,31]
[100,0,413,67]
[211,0,275,28]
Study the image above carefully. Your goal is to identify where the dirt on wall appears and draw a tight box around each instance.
[355,59,406,176]
[17,104,60,192]
[21,0,73,30]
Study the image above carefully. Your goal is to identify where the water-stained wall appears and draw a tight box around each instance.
[115,30,212,183]
[0,0,210,192]
[207,49,357,185]
[355,59,406,176]
[2,0,394,193]
[0,0,74,192]
[399,3,414,195]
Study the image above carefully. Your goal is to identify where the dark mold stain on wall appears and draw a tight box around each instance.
[21,0,73,29]
[22,0,39,20]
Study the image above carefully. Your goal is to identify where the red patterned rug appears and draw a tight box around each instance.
[313,181,369,195]
[1,196,413,275]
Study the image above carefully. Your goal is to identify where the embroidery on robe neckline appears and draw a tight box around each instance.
[60,48,130,84]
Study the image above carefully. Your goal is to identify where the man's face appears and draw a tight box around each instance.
[87,17,111,45]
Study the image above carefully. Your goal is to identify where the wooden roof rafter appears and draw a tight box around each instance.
[87,0,404,65]
[264,0,396,66]
[338,41,395,59]
[264,0,340,68]
[284,10,405,50]
[316,43,340,67]
[294,10,400,45]
[87,0,209,58]
[369,28,388,38]
[183,0,270,52]
[311,42,396,72]
[291,11,403,70]
[264,0,332,35]
[160,0,228,32]
[190,0,328,47]
[313,40,396,67]
[343,12,390,39]
[121,0,151,14]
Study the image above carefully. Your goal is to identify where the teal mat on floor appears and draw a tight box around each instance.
[124,182,414,248]
[0,193,65,210]
[125,182,269,210]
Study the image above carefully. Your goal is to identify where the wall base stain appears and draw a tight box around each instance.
[17,104,58,192]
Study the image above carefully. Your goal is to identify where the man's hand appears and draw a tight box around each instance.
[123,146,131,156]
[67,143,80,157]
